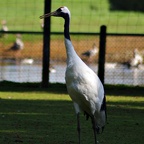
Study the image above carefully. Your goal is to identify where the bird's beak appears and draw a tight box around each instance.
[39,11,57,19]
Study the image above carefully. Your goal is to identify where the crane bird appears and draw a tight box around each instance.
[5,34,24,63]
[40,19,44,29]
[40,6,106,144]
[130,49,143,68]
[0,20,8,37]
[122,48,143,68]
[81,43,98,60]
[7,34,24,52]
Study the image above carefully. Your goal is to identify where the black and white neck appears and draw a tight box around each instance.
[64,15,71,40]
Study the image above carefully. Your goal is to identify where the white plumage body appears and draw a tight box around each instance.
[65,38,105,128]
[130,51,143,67]
[15,37,24,50]
[82,43,98,58]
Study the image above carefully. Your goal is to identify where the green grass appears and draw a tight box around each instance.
[0,0,43,31]
[0,0,144,33]
[0,81,144,144]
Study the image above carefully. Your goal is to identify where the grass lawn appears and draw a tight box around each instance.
[0,81,144,144]
[0,0,144,33]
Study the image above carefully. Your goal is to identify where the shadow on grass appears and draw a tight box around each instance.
[0,81,144,96]
[0,81,67,94]
[0,98,144,144]
[105,84,144,97]
[0,99,76,144]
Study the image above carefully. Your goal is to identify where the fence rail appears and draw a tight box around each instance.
[0,28,144,86]
[2,30,144,36]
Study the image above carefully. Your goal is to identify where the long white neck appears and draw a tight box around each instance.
[65,38,80,66]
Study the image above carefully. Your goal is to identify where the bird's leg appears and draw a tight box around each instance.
[91,116,98,144]
[77,112,81,144]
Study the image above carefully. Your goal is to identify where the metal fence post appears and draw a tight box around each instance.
[98,25,107,85]
[42,0,51,87]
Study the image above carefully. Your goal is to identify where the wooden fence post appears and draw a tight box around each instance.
[98,25,107,85]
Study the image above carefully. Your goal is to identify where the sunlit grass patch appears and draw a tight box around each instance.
[0,82,144,144]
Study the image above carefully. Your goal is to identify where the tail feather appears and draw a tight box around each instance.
[101,94,107,120]
[95,94,107,133]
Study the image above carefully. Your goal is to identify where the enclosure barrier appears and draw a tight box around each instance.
[0,28,144,86]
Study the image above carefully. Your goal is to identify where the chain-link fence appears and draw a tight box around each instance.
[0,0,144,86]
[105,35,144,85]
[0,33,144,85]
[0,33,43,82]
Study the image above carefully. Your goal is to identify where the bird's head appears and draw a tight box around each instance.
[40,6,71,19]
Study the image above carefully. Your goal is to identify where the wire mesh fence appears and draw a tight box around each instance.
[105,34,144,85]
[0,33,144,85]
[0,0,144,86]
[0,34,43,82]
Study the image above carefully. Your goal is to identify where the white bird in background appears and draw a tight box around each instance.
[40,6,106,144]
[40,19,44,29]
[0,20,8,37]
[7,34,24,52]
[5,34,24,63]
[123,48,143,68]
[130,48,143,67]
[21,58,34,65]
[81,43,98,59]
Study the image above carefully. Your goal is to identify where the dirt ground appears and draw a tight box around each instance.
[0,36,144,63]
